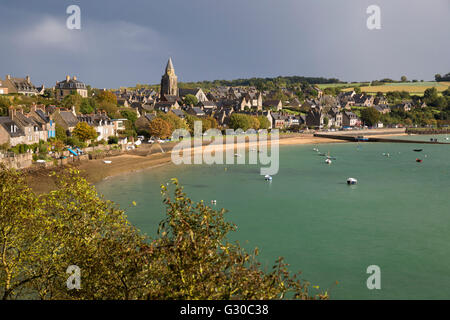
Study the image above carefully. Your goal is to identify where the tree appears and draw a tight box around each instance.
[120,110,138,124]
[80,98,94,114]
[400,76,407,82]
[55,124,67,142]
[229,113,253,131]
[61,93,82,111]
[435,74,442,82]
[424,87,439,106]
[323,117,329,128]
[361,107,381,126]
[257,116,271,129]
[148,118,172,139]
[183,94,198,106]
[95,90,117,105]
[159,112,187,133]
[354,87,362,94]
[201,116,218,133]
[72,122,98,142]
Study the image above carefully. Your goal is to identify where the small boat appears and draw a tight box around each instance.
[313,147,319,152]
[413,149,423,152]
[234,153,241,157]
[211,200,217,205]
[325,159,332,164]
[264,175,272,181]
[103,160,112,164]
[382,153,390,157]
[355,136,369,141]
[416,158,423,163]
[318,153,326,156]
[347,178,358,185]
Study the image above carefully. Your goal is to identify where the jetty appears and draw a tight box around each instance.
[314,128,449,145]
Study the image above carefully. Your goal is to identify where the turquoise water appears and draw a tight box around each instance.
[96,137,450,299]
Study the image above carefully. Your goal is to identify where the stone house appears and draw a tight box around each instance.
[342,111,359,127]
[2,75,38,96]
[55,76,88,101]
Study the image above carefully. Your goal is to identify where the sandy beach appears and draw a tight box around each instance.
[26,129,409,193]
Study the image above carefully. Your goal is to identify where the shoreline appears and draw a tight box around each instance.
[25,131,406,194]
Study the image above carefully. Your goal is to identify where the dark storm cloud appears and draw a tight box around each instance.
[0,0,448,88]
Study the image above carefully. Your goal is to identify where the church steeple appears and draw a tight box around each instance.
[165,58,175,75]
[160,57,178,97]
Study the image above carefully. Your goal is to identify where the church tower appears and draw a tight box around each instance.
[160,58,178,97]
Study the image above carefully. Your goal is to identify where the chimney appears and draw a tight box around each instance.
[26,75,30,83]
[6,75,10,80]
[66,75,70,81]
[73,76,77,81]
[8,106,16,118]
[71,106,76,116]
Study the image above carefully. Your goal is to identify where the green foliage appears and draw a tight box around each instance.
[257,116,271,129]
[183,94,198,106]
[55,124,68,142]
[61,93,83,111]
[0,96,10,116]
[229,113,254,131]
[108,136,119,144]
[361,107,381,126]
[80,99,94,114]
[66,136,86,148]
[120,110,138,124]
[200,116,218,133]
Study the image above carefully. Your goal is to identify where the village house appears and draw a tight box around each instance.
[179,88,208,102]
[52,107,79,135]
[55,76,88,101]
[342,111,359,127]
[0,78,9,94]
[374,104,391,114]
[187,106,206,117]
[77,113,116,141]
[391,102,412,112]
[2,75,38,96]
[306,109,326,128]
[198,100,217,111]
[353,94,374,107]
[0,117,25,146]
[28,104,56,140]
[271,112,287,129]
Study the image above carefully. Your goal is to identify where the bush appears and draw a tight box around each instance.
[108,136,119,144]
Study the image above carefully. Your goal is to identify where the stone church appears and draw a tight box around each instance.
[160,58,178,97]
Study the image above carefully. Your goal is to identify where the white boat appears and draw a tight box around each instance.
[234,153,241,157]
[325,158,332,164]
[103,160,112,164]
[347,178,357,185]
[264,175,272,181]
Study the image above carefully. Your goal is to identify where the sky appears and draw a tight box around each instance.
[0,0,449,88]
